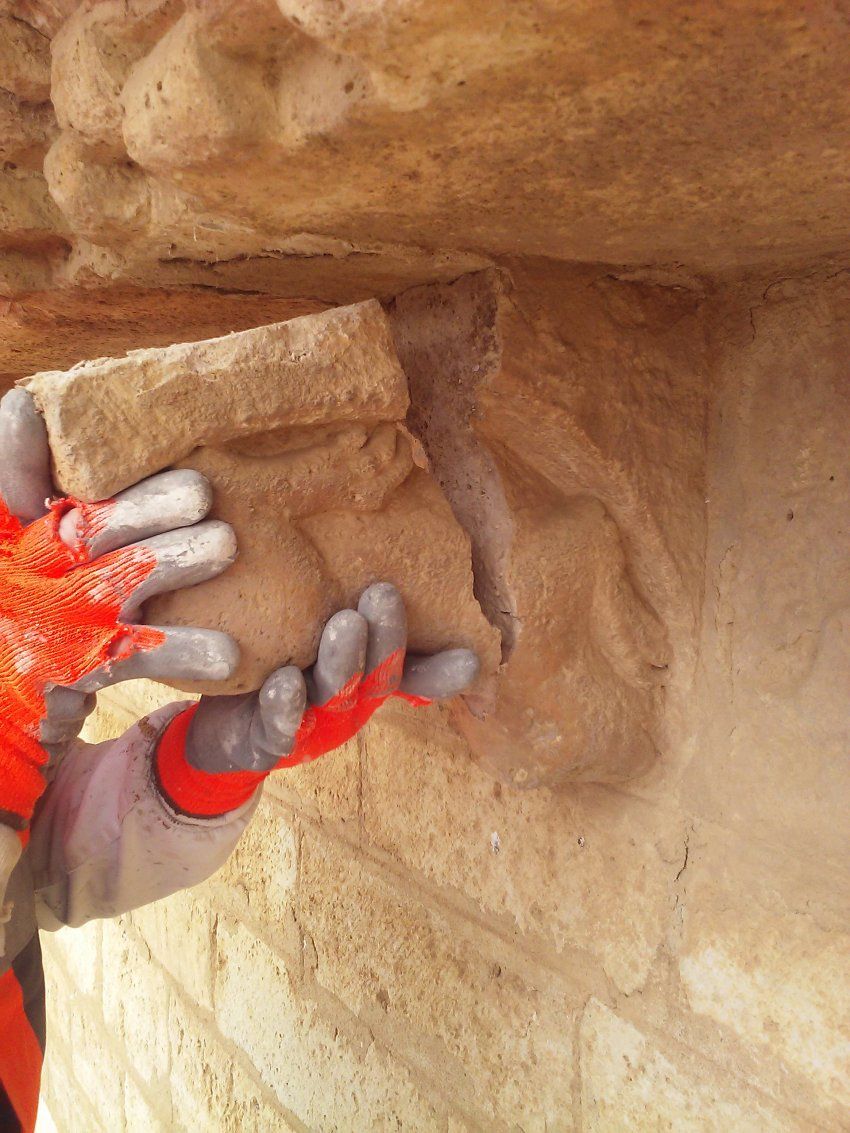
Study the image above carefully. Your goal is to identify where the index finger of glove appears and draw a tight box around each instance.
[58,470,214,558]
[116,520,237,619]
[0,389,54,523]
[70,626,240,693]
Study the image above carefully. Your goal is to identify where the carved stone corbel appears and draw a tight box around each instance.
[389,265,706,786]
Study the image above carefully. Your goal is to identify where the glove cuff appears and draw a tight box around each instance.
[154,705,266,818]
[0,721,48,831]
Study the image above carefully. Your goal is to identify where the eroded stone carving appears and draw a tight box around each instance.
[389,265,706,786]
[23,270,706,785]
[23,299,501,693]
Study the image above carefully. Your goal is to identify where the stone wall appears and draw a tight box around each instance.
[38,269,849,1129]
[1,1,846,1129]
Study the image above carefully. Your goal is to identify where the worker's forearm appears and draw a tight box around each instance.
[29,705,259,930]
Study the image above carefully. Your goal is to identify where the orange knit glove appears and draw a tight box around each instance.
[155,583,479,819]
[156,648,431,817]
[0,495,164,829]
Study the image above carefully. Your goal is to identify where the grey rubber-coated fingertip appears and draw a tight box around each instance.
[311,609,368,705]
[358,582,407,675]
[120,520,238,618]
[59,470,215,556]
[71,627,240,692]
[399,649,480,700]
[249,666,307,765]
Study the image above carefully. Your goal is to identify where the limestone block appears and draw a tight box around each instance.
[130,887,216,1012]
[214,914,444,1128]
[389,265,706,785]
[28,0,850,286]
[101,917,171,1085]
[0,91,56,167]
[0,14,51,103]
[25,299,409,497]
[684,273,850,865]
[679,863,850,1115]
[580,1000,807,1132]
[211,796,299,943]
[168,990,304,1133]
[24,300,500,693]
[298,829,577,1126]
[363,709,679,995]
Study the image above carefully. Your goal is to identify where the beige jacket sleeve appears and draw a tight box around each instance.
[27,703,260,929]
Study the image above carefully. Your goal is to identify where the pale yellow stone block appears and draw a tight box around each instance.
[265,732,361,826]
[44,921,101,998]
[363,710,678,994]
[211,794,298,945]
[169,992,301,1132]
[580,1000,805,1132]
[101,917,171,1085]
[130,887,216,1013]
[681,900,850,1111]
[298,829,576,1128]
[214,914,443,1130]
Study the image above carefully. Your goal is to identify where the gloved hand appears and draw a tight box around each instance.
[0,388,241,830]
[154,581,480,817]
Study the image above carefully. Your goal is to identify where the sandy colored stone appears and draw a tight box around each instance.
[0,13,51,103]
[214,914,445,1129]
[684,273,850,866]
[363,707,680,996]
[24,300,410,499]
[580,1000,807,1133]
[9,5,849,1131]
[298,829,577,1127]
[389,265,706,785]
[26,301,500,691]
[0,289,327,391]
[24,0,850,282]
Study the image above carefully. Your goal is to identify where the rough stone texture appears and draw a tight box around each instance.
[25,300,410,498]
[0,290,327,390]
[29,0,850,284]
[39,269,849,1133]
[579,1000,808,1132]
[25,301,500,692]
[391,264,706,785]
[3,2,845,1130]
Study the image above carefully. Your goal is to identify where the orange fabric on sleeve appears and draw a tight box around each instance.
[0,967,43,1133]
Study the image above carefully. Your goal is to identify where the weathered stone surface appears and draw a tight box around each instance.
[298,829,577,1127]
[25,0,850,282]
[214,914,445,1129]
[390,265,706,785]
[0,289,326,391]
[0,13,51,103]
[26,300,500,691]
[364,705,680,995]
[25,300,409,498]
[678,830,850,1120]
[684,272,850,866]
[12,5,849,1132]
[580,1000,808,1132]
